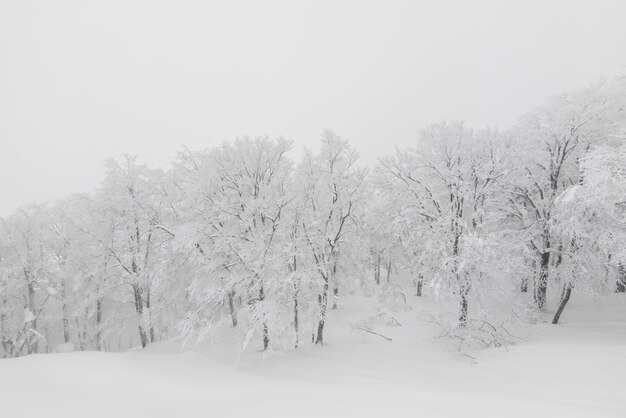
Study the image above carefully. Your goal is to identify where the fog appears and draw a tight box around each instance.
[1,0,625,215]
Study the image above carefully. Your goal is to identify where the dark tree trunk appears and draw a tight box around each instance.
[95,297,103,351]
[131,223,150,348]
[95,256,108,351]
[555,243,563,267]
[291,255,299,349]
[520,277,528,293]
[74,314,86,350]
[386,260,392,282]
[459,284,469,327]
[132,284,149,348]
[61,280,70,344]
[259,284,269,350]
[616,265,626,293]
[262,321,269,350]
[416,274,423,297]
[44,325,51,353]
[26,278,38,354]
[332,262,338,310]
[0,292,8,357]
[228,290,238,327]
[293,289,299,349]
[315,273,329,345]
[522,260,535,293]
[62,309,70,343]
[145,287,155,343]
[315,315,325,345]
[535,251,550,310]
[552,283,573,324]
[451,216,467,327]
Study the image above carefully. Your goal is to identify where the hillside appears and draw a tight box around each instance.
[2,290,624,418]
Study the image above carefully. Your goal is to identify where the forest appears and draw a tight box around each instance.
[1,77,625,358]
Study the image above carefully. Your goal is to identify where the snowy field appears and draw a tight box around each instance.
[3,3,626,418]
[2,292,624,418]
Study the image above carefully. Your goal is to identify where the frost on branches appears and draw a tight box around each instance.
[0,78,624,357]
[378,122,517,332]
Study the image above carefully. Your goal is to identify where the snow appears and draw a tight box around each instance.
[22,308,35,323]
[2,293,625,418]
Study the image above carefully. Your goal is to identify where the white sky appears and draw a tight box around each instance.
[1,0,625,216]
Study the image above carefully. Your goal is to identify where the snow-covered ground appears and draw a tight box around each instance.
[2,292,625,418]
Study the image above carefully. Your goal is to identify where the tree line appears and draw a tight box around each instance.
[1,78,625,357]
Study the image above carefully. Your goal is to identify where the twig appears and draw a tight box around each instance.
[357,326,392,341]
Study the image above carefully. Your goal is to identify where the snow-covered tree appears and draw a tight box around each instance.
[379,122,511,326]
[0,205,52,356]
[182,137,294,351]
[0,76,623,358]
[298,131,366,344]
[508,79,625,310]
[551,141,626,323]
[95,156,175,348]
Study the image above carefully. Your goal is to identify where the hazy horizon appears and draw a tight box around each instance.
[2,0,625,216]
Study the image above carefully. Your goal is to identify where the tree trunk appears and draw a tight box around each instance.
[262,321,269,350]
[416,275,423,297]
[293,290,299,349]
[26,278,38,354]
[451,219,467,327]
[259,284,269,350]
[459,284,469,327]
[132,284,149,348]
[131,223,150,348]
[315,273,329,345]
[291,255,300,349]
[61,280,70,344]
[552,283,573,324]
[520,277,528,293]
[44,325,51,353]
[315,315,325,345]
[522,260,535,293]
[95,297,103,351]
[386,260,392,282]
[144,282,155,343]
[332,262,338,310]
[535,251,549,310]
[74,315,85,350]
[0,292,8,357]
[95,256,108,351]
[81,308,89,350]
[228,290,238,327]
[616,265,626,293]
[374,252,381,285]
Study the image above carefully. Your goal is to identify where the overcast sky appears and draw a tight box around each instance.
[1,0,625,216]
